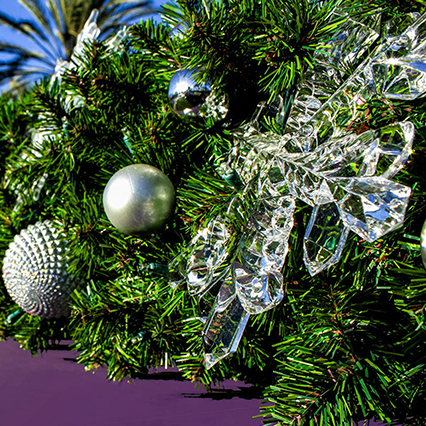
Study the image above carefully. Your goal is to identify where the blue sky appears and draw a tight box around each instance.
[0,1,32,18]
[0,0,168,90]
[0,1,33,43]
[0,0,168,46]
[0,0,168,19]
[0,0,168,49]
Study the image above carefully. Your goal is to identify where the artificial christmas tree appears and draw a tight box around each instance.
[1,0,426,424]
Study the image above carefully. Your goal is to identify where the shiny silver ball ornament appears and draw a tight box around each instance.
[2,221,76,319]
[168,69,211,116]
[103,164,175,235]
[168,68,228,120]
[421,219,426,268]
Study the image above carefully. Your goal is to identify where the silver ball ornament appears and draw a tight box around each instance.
[168,68,228,120]
[421,219,426,268]
[103,164,175,235]
[2,221,77,319]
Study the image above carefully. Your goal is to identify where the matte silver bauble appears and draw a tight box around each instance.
[168,68,228,120]
[103,164,175,235]
[2,221,76,318]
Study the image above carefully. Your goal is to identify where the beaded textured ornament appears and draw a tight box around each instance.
[3,221,77,319]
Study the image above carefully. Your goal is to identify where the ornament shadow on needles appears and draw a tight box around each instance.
[170,12,426,369]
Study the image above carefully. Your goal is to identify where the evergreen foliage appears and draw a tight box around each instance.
[1,0,426,424]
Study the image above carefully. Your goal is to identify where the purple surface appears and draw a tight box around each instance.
[0,339,392,426]
[0,339,263,426]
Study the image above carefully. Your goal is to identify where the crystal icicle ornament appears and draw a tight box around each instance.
[336,176,412,242]
[233,262,283,315]
[2,221,78,318]
[237,122,414,275]
[202,271,250,369]
[185,218,231,296]
[370,13,426,101]
[235,196,295,314]
[286,12,380,133]
[176,12,426,369]
[304,203,351,276]
[50,9,114,111]
[303,14,426,148]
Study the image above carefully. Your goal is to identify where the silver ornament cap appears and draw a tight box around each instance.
[2,221,76,319]
[103,164,175,235]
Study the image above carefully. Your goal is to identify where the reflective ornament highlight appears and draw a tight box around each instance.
[421,219,426,268]
[103,164,175,235]
[168,68,228,120]
[2,221,77,318]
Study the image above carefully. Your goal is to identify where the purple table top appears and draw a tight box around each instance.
[0,339,390,426]
[0,339,263,426]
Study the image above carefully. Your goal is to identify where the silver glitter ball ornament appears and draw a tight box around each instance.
[103,164,175,235]
[168,68,228,120]
[2,221,76,319]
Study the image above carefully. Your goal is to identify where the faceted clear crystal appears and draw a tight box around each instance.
[186,219,230,296]
[227,122,413,280]
[304,203,350,275]
[202,273,250,369]
[370,122,414,178]
[51,10,100,85]
[234,261,283,314]
[336,177,411,242]
[286,13,380,133]
[168,250,188,289]
[370,14,426,100]
[229,195,295,313]
[375,57,426,100]
[303,14,426,145]
[315,16,380,79]
[244,197,295,270]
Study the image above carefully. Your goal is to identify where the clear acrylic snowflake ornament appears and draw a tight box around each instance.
[170,12,426,369]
